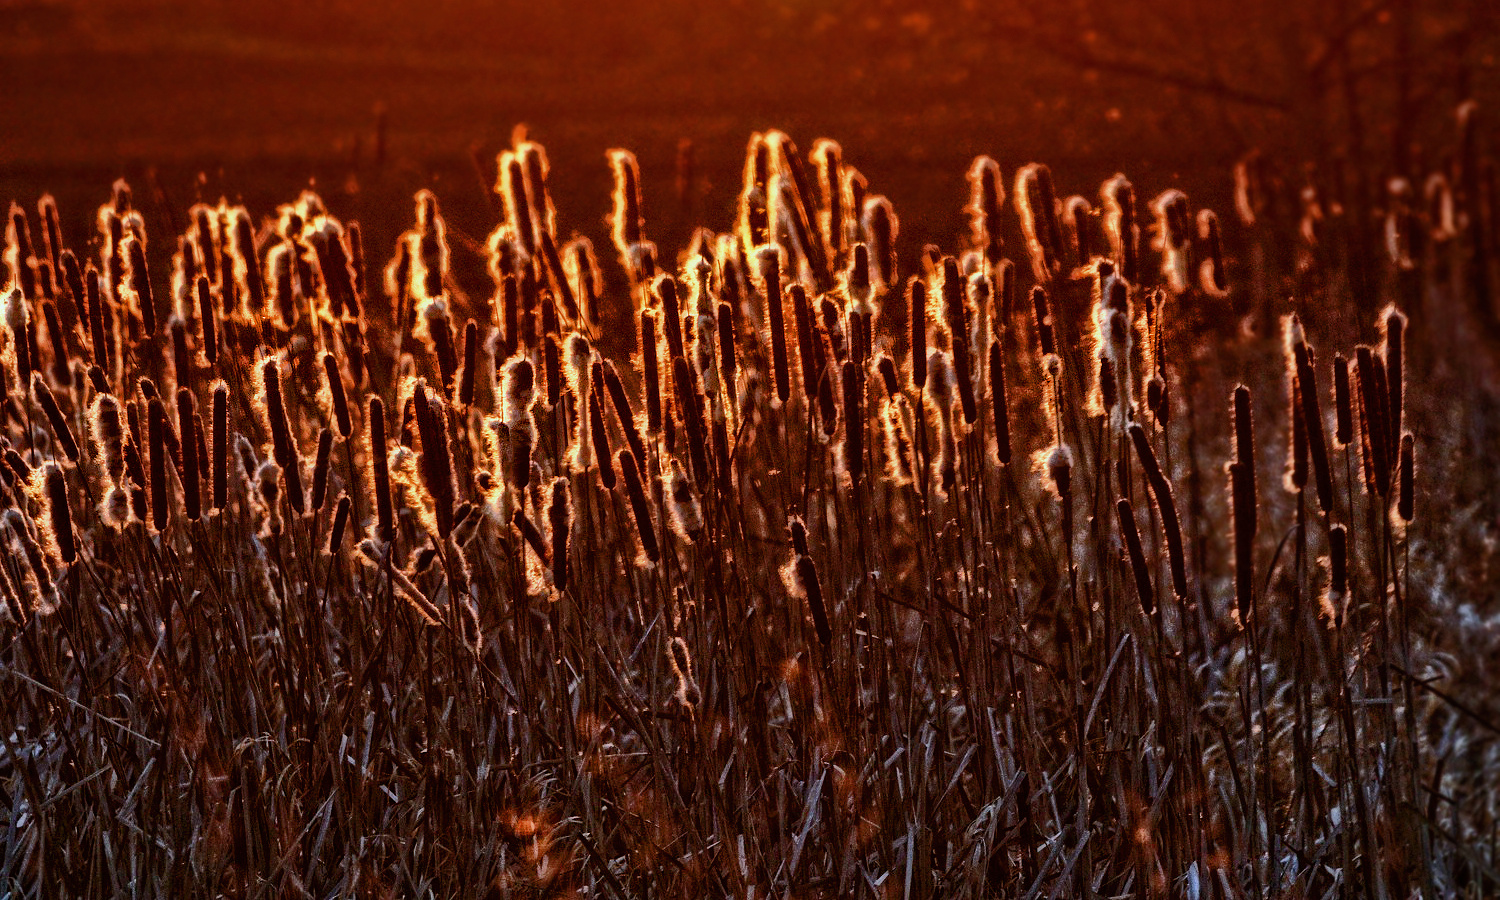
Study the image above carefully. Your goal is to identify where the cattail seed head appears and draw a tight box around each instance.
[617,448,658,564]
[212,381,228,512]
[1397,433,1414,523]
[1116,498,1154,616]
[38,463,75,566]
[89,392,126,483]
[31,373,79,463]
[367,395,394,541]
[549,476,571,592]
[177,388,200,521]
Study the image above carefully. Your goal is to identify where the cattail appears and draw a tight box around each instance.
[600,360,647,481]
[1231,386,1257,623]
[41,300,70,387]
[1397,433,1414,523]
[194,275,218,365]
[1102,175,1139,284]
[716,301,737,406]
[1333,354,1353,446]
[549,476,571,591]
[503,510,545,566]
[908,278,927,390]
[1015,164,1062,280]
[1030,286,1056,357]
[1383,307,1406,451]
[1355,346,1391,496]
[311,427,333,513]
[170,318,191,392]
[31,373,79,463]
[673,356,709,486]
[4,449,30,484]
[329,494,351,554]
[841,360,864,483]
[635,309,663,436]
[61,251,85,328]
[1116,498,1154,616]
[412,382,455,539]
[37,463,75,567]
[663,458,704,543]
[794,555,832,649]
[1317,550,1350,628]
[590,378,615,490]
[149,396,170,531]
[123,235,156,335]
[966,156,1005,262]
[86,267,108,372]
[3,288,32,388]
[1197,209,1228,295]
[89,393,126,483]
[607,149,645,258]
[124,420,148,523]
[655,275,686,363]
[667,635,700,708]
[457,320,478,407]
[617,449,658,563]
[258,357,303,514]
[319,352,352,439]
[212,382,228,512]
[987,338,1012,466]
[813,139,845,260]
[757,248,791,404]
[1128,424,1188,602]
[368,396,394,541]
[176,388,200,521]
[789,283,820,402]
[1293,343,1334,513]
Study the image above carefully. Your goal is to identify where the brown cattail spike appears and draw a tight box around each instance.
[617,448,658,563]
[368,396,394,541]
[1231,386,1257,623]
[1294,343,1334,513]
[413,382,455,539]
[177,388,200,521]
[1128,424,1187,602]
[42,463,75,566]
[323,353,352,439]
[549,477,571,592]
[149,397,170,532]
[329,494,351,554]
[1398,433,1414,523]
[795,555,832,649]
[32,373,79,462]
[212,383,228,512]
[312,427,334,513]
[909,278,927,390]
[1116,498,1154,616]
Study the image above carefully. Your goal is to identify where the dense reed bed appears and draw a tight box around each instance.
[0,113,1496,898]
